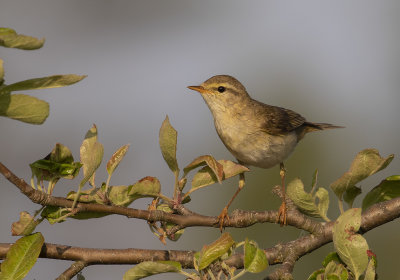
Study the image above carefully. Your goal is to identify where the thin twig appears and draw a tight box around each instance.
[56,261,87,280]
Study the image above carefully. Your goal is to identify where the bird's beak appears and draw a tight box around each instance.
[187,85,210,94]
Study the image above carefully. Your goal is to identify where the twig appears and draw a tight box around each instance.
[56,261,87,280]
[0,162,323,232]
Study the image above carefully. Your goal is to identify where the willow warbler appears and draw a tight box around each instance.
[188,75,342,229]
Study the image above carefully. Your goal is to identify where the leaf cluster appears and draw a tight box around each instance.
[0,27,85,124]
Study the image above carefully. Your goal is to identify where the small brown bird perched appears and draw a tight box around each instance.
[188,75,343,230]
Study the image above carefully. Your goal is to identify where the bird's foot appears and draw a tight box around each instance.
[278,201,287,226]
[217,206,230,232]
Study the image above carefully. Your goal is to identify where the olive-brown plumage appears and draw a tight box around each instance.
[188,75,342,229]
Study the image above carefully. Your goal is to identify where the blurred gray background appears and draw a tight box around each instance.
[1,1,399,279]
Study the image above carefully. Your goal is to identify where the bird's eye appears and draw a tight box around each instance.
[217,86,226,93]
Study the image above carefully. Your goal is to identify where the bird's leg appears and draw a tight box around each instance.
[278,162,287,226]
[217,172,245,232]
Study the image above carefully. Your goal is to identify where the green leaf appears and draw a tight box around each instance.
[362,175,400,210]
[333,208,369,280]
[68,185,132,206]
[123,261,181,280]
[343,186,362,208]
[363,257,376,280]
[315,187,330,221]
[128,176,161,198]
[307,269,325,280]
[183,155,224,183]
[322,252,342,267]
[191,160,249,190]
[41,206,70,223]
[0,93,49,124]
[159,115,179,175]
[286,178,330,220]
[0,27,45,50]
[244,239,268,273]
[0,232,44,280]
[30,143,82,182]
[42,205,108,222]
[66,178,160,219]
[324,262,349,280]
[11,212,40,236]
[311,169,318,193]
[330,149,394,200]
[80,125,104,186]
[156,204,184,241]
[107,144,130,176]
[0,58,4,85]
[197,232,235,270]
[0,74,86,94]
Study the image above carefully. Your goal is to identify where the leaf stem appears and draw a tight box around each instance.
[173,171,179,200]
[230,269,246,280]
[157,193,172,203]
[338,199,344,214]
[105,174,111,193]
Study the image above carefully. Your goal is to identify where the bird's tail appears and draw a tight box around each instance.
[296,122,343,141]
[304,122,344,132]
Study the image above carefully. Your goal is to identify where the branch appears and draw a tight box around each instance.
[0,162,321,233]
[0,198,399,275]
[56,261,87,280]
[1,162,400,279]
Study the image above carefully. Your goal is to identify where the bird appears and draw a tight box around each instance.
[187,75,343,230]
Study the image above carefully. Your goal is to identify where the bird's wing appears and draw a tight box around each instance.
[252,100,306,135]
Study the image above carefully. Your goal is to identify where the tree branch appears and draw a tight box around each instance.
[56,261,87,280]
[1,161,400,279]
[0,198,399,276]
[0,161,322,233]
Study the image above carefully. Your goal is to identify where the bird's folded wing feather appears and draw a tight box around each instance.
[252,99,306,135]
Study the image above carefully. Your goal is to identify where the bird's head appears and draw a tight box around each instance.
[188,75,250,111]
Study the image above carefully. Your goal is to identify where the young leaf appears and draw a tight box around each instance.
[307,269,325,280]
[0,232,44,280]
[0,93,49,124]
[332,208,369,280]
[287,179,319,216]
[362,175,400,210]
[156,204,184,241]
[244,239,268,273]
[330,149,394,200]
[159,115,179,175]
[191,160,249,190]
[363,257,377,280]
[322,252,342,267]
[0,27,45,50]
[107,144,130,176]
[315,187,330,221]
[286,178,330,221]
[123,261,181,280]
[0,74,86,93]
[80,125,104,186]
[311,169,318,193]
[0,58,4,85]
[128,176,161,199]
[30,143,82,182]
[183,155,224,183]
[42,205,109,222]
[11,212,40,236]
[197,232,235,270]
[343,186,362,208]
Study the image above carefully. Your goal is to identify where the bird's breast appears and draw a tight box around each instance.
[213,116,298,168]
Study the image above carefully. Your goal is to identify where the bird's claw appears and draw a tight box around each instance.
[217,206,230,232]
[278,201,287,226]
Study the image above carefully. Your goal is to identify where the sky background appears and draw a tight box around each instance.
[1,1,399,279]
